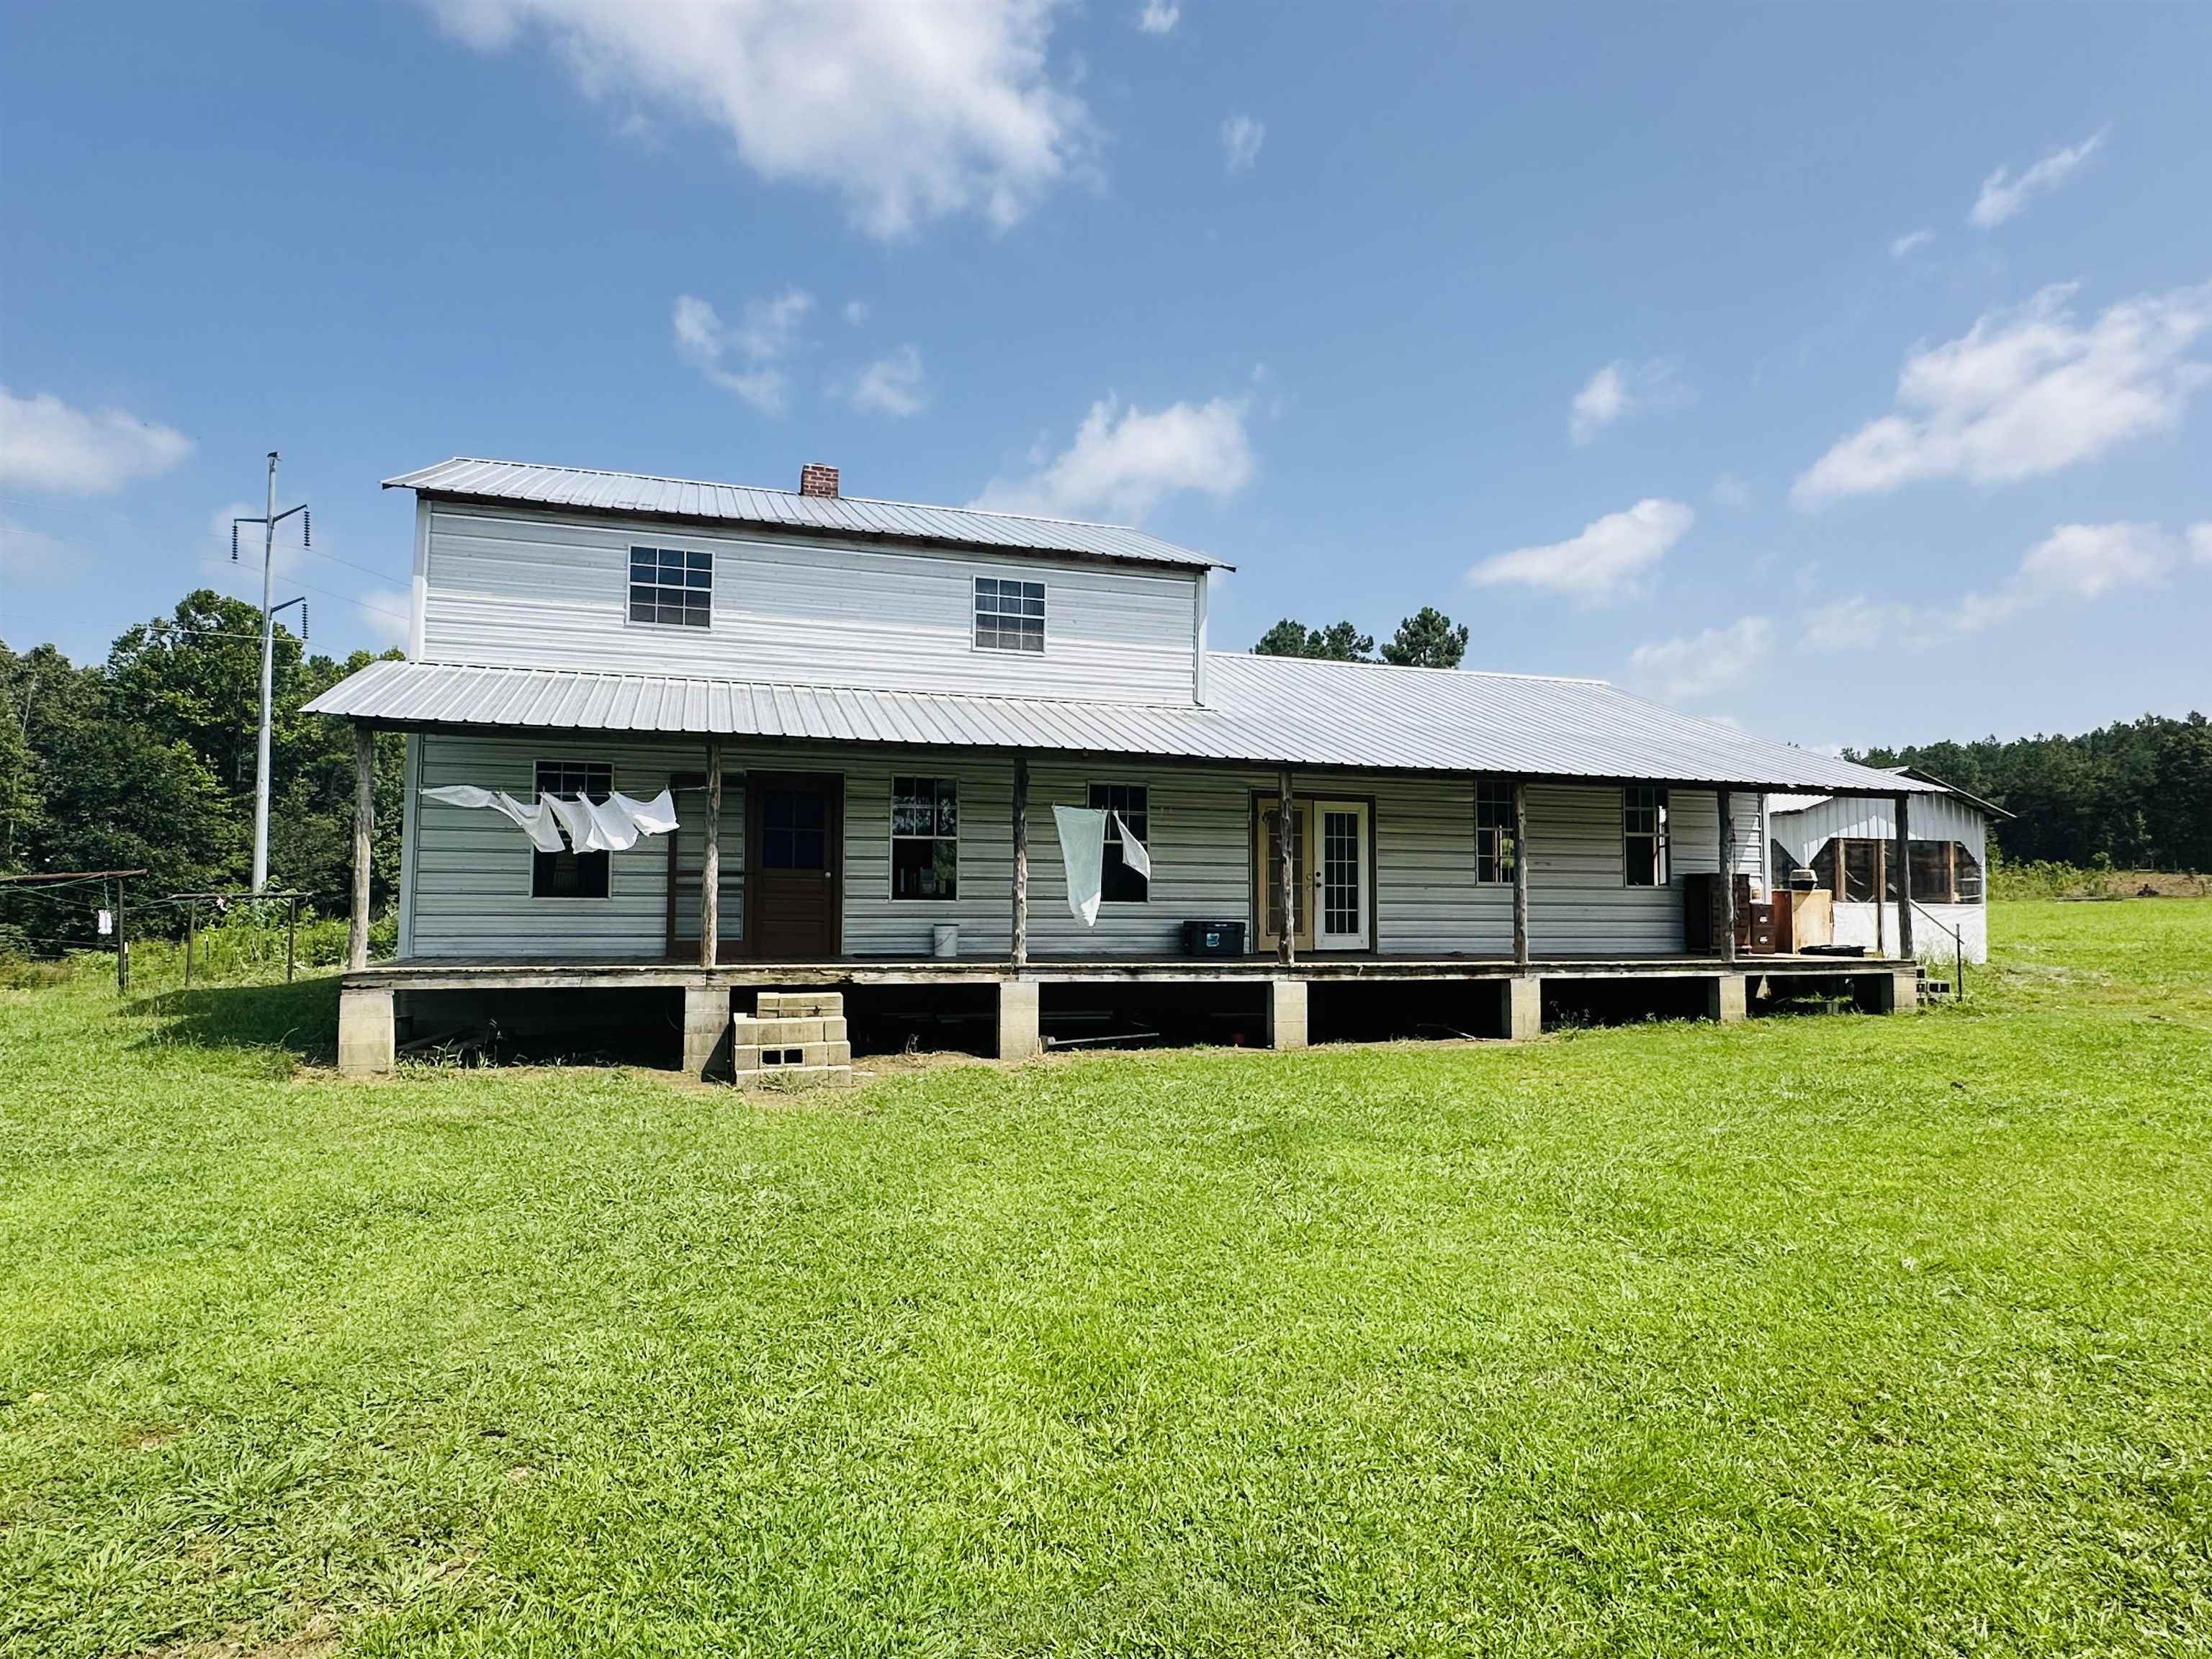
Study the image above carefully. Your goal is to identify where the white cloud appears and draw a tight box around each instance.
[971,394,1253,523]
[354,588,415,649]
[1969,129,2107,229]
[850,344,928,417]
[842,299,869,326]
[1136,0,1179,32]
[1791,282,2212,508]
[673,289,812,413]
[426,0,1092,238]
[2190,522,2212,565]
[1220,113,1264,174]
[1712,472,1752,509]
[0,387,192,495]
[1802,520,2191,651]
[1890,228,1935,260]
[1568,358,1688,445]
[1625,616,1773,706]
[1467,498,1694,605]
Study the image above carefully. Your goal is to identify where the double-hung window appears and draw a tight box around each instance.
[1624,786,1669,886]
[1089,783,1150,903]
[534,760,612,898]
[629,546,712,628]
[974,577,1045,652]
[1475,780,1516,884]
[891,777,958,900]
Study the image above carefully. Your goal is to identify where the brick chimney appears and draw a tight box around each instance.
[799,462,840,499]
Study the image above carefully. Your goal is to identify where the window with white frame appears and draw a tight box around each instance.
[1624,786,1669,887]
[629,546,711,628]
[1089,783,1150,903]
[534,760,613,898]
[974,577,1045,652]
[1475,780,1516,885]
[891,777,958,899]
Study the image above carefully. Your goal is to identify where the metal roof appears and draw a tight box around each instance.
[384,457,1229,570]
[307,652,1941,796]
[1771,765,2010,820]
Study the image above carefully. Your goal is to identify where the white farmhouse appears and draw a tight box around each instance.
[308,457,1948,1074]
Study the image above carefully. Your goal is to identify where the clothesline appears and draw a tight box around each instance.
[421,786,679,853]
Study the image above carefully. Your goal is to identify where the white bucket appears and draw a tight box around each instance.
[932,922,959,959]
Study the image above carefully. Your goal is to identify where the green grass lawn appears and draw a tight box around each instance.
[4,901,2210,1656]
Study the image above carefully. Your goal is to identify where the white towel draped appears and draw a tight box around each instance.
[1053,806,1108,927]
[1112,811,1151,878]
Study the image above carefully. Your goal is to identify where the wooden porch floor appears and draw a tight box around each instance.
[345,950,1908,992]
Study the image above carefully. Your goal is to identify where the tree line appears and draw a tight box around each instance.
[1848,715,2212,873]
[1253,606,1471,668]
[1,590,403,954]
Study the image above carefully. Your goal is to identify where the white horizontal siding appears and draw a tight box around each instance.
[419,503,1198,706]
[406,736,1761,961]
[1831,901,1988,963]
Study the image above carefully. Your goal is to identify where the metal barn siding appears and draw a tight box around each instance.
[418,503,1202,708]
[1768,792,1987,871]
[387,458,1228,570]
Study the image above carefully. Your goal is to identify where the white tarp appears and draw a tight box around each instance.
[1053,805,1107,926]
[423,785,678,853]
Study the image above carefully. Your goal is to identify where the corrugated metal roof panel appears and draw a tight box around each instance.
[307,655,1943,796]
[382,456,1230,570]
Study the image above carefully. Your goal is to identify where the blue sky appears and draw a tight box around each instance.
[4,1,2208,750]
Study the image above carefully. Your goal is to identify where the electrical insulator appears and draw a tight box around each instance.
[299,602,310,641]
[302,508,311,548]
[231,523,239,561]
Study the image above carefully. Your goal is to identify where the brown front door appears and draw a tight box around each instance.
[747,773,842,960]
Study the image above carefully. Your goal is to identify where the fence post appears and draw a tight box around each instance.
[185,899,197,986]
[286,895,298,984]
[115,875,129,993]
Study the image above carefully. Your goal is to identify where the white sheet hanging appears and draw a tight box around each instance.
[422,786,679,854]
[421,784,567,853]
[1053,805,1108,927]
[1112,812,1151,880]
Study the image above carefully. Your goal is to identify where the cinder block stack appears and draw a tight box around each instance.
[729,990,853,1087]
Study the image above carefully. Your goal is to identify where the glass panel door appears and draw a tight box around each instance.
[1315,801,1370,950]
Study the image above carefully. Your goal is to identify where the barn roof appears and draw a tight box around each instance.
[385,457,1229,572]
[308,652,1942,796]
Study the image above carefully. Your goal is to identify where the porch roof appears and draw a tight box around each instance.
[305,654,1941,796]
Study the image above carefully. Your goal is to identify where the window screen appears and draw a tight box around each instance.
[1624,786,1669,886]
[974,577,1045,652]
[1089,783,1151,903]
[533,760,612,898]
[629,546,712,628]
[1475,781,1515,885]
[891,777,958,899]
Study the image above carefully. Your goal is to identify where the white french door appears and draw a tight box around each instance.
[1313,801,1370,950]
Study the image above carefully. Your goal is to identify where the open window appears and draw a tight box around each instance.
[1089,783,1150,903]
[1624,786,1669,886]
[1475,780,1515,885]
[533,760,612,898]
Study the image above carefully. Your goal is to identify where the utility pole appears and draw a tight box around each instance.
[233,454,309,894]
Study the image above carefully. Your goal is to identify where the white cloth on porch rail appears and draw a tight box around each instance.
[421,785,678,853]
[1048,807,1151,927]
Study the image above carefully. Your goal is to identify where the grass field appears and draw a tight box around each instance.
[4,901,2210,1656]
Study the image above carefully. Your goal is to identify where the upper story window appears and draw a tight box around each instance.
[1475,780,1516,885]
[630,546,712,628]
[1089,783,1151,903]
[974,577,1045,653]
[1624,786,1669,887]
[534,760,612,899]
[891,776,958,900]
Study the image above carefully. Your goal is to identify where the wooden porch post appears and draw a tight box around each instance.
[1277,767,1295,967]
[348,722,374,971]
[1511,778,1530,968]
[1011,752,1029,970]
[700,738,722,967]
[1894,791,1914,960]
[1717,788,1736,963]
